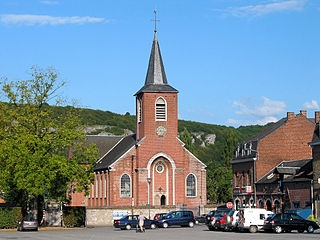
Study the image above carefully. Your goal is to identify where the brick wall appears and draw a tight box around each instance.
[257,114,314,180]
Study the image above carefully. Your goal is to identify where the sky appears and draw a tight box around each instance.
[0,0,319,127]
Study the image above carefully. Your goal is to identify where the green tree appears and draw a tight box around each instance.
[179,127,194,152]
[0,66,98,219]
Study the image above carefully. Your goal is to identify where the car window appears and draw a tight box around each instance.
[132,215,138,220]
[128,216,132,221]
[291,214,303,220]
[260,214,265,220]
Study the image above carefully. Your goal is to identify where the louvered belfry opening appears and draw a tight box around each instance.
[156,97,166,121]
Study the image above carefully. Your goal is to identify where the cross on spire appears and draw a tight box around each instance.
[151,9,160,33]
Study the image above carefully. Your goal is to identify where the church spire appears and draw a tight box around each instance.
[135,12,178,96]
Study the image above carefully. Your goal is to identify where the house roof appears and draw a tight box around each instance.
[232,114,316,163]
[135,32,178,95]
[256,159,312,184]
[94,134,136,171]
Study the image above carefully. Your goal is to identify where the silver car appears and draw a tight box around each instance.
[17,215,38,231]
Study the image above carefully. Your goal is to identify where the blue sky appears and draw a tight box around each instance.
[0,0,319,127]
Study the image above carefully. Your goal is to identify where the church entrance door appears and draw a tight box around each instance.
[160,195,166,206]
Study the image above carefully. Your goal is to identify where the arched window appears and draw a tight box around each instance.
[155,97,166,121]
[186,174,196,197]
[137,99,142,123]
[120,174,131,198]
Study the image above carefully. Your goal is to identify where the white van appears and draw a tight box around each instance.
[237,208,273,233]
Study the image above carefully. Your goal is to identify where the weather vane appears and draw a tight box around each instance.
[151,9,160,33]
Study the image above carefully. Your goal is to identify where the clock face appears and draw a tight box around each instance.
[156,125,167,137]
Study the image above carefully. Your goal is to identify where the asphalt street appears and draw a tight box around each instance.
[1,225,320,240]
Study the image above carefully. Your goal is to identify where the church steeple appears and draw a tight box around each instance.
[135,32,178,95]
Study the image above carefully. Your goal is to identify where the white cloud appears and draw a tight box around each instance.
[214,0,307,17]
[40,1,59,5]
[234,96,286,117]
[228,96,286,126]
[0,14,106,26]
[303,100,319,110]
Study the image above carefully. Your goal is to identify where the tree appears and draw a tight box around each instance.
[0,66,98,219]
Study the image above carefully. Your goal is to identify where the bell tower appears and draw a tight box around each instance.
[134,31,178,141]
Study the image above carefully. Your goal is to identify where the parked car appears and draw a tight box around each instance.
[195,214,206,224]
[154,213,167,220]
[113,215,157,230]
[224,210,239,231]
[237,208,273,233]
[263,213,319,234]
[207,208,231,231]
[17,215,38,231]
[205,210,216,225]
[156,210,195,228]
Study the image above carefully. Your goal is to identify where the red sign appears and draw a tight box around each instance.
[227,202,233,209]
[246,186,253,193]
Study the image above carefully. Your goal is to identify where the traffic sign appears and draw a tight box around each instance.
[227,202,233,208]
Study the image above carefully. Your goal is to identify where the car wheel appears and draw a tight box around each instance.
[188,222,194,228]
[274,226,282,234]
[208,226,214,231]
[163,222,168,228]
[195,220,199,225]
[125,224,131,230]
[249,225,257,233]
[307,225,314,233]
[150,223,156,229]
[298,229,304,233]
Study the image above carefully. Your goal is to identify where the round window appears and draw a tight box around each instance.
[156,164,164,173]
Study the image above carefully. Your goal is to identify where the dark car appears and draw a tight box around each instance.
[205,210,216,224]
[195,214,206,224]
[156,210,195,228]
[17,215,38,231]
[263,213,319,234]
[154,213,167,220]
[113,215,157,230]
[207,208,231,231]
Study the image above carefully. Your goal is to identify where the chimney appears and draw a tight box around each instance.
[300,110,307,117]
[287,112,295,121]
[315,111,320,124]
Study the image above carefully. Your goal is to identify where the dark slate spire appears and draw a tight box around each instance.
[135,32,178,95]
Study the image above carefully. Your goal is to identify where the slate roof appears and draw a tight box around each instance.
[94,134,136,171]
[256,159,312,184]
[86,135,123,159]
[232,114,316,163]
[135,32,178,95]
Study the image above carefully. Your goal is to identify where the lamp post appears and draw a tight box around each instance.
[147,177,152,219]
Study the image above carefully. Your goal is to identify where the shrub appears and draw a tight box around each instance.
[307,215,319,223]
[0,207,22,229]
[63,206,85,227]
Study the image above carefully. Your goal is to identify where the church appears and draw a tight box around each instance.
[71,30,207,208]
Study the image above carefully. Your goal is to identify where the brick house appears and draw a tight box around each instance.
[70,32,207,208]
[255,159,312,212]
[232,110,318,210]
[309,112,320,218]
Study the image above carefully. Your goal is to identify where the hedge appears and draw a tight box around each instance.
[63,206,85,227]
[0,207,22,229]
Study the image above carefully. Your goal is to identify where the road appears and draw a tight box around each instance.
[1,225,320,240]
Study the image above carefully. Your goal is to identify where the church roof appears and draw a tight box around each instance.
[93,134,136,171]
[135,33,178,95]
[85,135,123,159]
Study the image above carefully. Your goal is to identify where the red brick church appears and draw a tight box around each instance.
[71,31,207,208]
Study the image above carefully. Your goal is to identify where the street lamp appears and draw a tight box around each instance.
[147,177,152,219]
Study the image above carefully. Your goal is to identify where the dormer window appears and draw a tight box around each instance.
[155,97,167,121]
